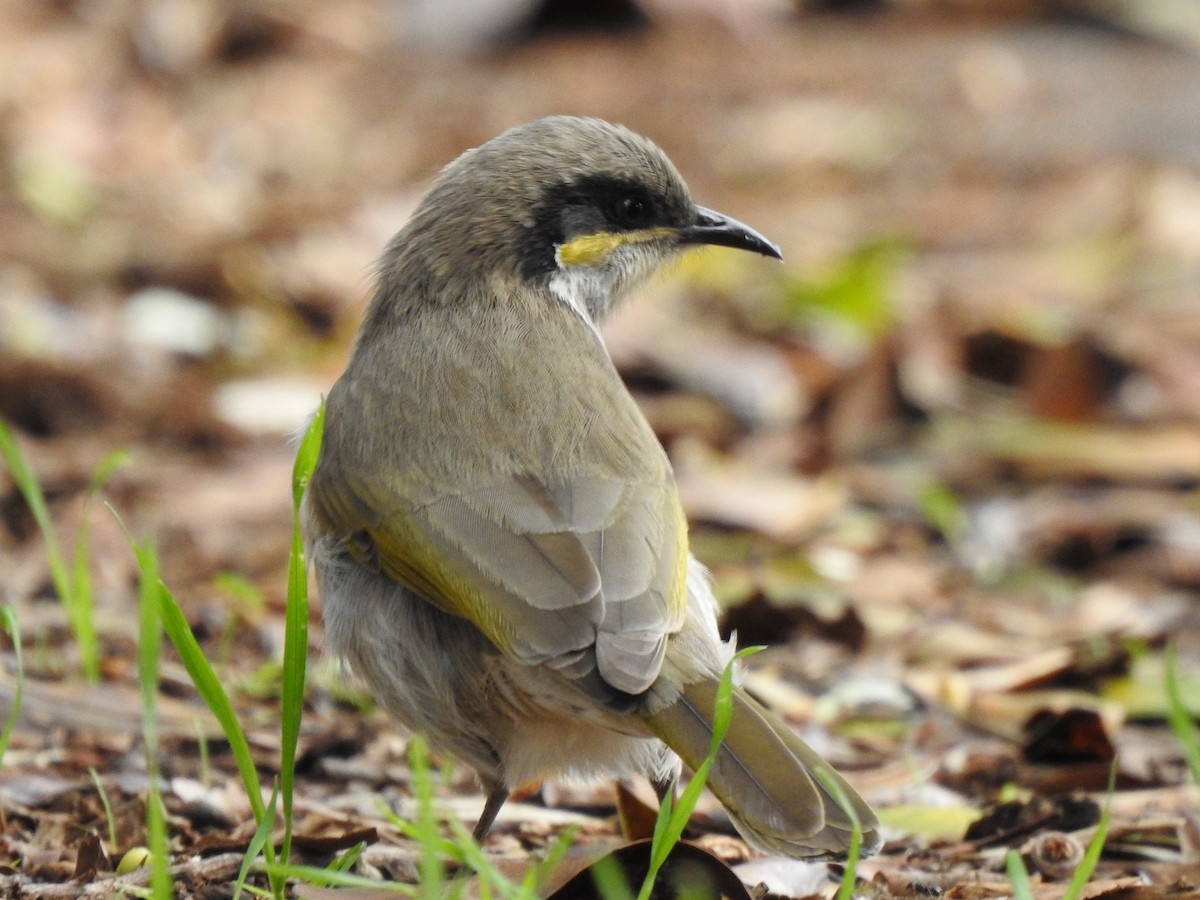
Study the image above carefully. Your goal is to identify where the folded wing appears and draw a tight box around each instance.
[312,469,689,701]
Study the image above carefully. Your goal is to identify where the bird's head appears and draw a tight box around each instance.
[381,116,781,324]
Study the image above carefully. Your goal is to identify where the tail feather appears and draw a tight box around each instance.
[644,677,880,859]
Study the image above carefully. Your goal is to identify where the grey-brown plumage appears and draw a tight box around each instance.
[305,116,880,858]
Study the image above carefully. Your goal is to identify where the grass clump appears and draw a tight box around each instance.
[0,604,25,766]
[1165,641,1200,793]
[0,417,127,682]
[135,539,175,899]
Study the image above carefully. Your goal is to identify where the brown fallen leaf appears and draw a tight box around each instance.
[1020,338,1107,423]
[291,825,379,854]
[941,416,1200,482]
[71,833,106,882]
[965,794,1100,848]
[614,782,660,844]
[674,440,848,542]
[1022,707,1115,765]
[1033,878,1163,900]
[719,589,867,651]
[0,676,222,737]
[545,840,751,900]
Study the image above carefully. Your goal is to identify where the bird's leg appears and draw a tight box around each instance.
[473,785,510,842]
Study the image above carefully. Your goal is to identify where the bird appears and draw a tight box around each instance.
[304,115,880,859]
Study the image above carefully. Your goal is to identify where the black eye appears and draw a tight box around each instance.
[613,194,651,229]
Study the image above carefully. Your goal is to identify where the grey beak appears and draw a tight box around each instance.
[679,205,783,261]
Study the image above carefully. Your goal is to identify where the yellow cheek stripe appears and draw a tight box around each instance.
[556,227,675,267]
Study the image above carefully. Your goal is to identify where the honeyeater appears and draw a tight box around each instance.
[304,115,879,858]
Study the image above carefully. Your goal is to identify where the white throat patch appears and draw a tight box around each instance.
[548,264,616,336]
[549,241,673,334]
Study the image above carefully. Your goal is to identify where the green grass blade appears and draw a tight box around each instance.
[1165,642,1200,789]
[194,718,212,788]
[0,605,25,765]
[263,864,415,894]
[444,813,572,900]
[154,570,266,821]
[279,521,307,865]
[292,403,324,509]
[118,515,285,896]
[89,767,119,849]
[328,841,365,873]
[89,449,133,495]
[235,780,279,900]
[144,792,171,900]
[213,572,266,608]
[0,419,70,600]
[1062,760,1116,900]
[646,782,674,869]
[811,767,864,900]
[213,573,266,670]
[137,541,174,899]
[637,647,761,900]
[0,419,84,677]
[520,825,576,897]
[70,449,130,682]
[280,404,323,867]
[406,735,447,900]
[659,758,710,862]
[445,819,514,900]
[1004,849,1035,900]
[212,573,266,671]
[69,528,98,680]
[589,853,636,900]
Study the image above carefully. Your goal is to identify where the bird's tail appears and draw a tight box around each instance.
[644,677,880,859]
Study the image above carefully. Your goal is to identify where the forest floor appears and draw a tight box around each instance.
[2,2,1200,897]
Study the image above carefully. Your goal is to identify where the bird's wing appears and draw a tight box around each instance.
[313,468,689,698]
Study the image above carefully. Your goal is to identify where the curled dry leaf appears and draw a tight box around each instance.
[545,840,751,900]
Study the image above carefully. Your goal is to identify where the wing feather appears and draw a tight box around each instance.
[315,467,688,701]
